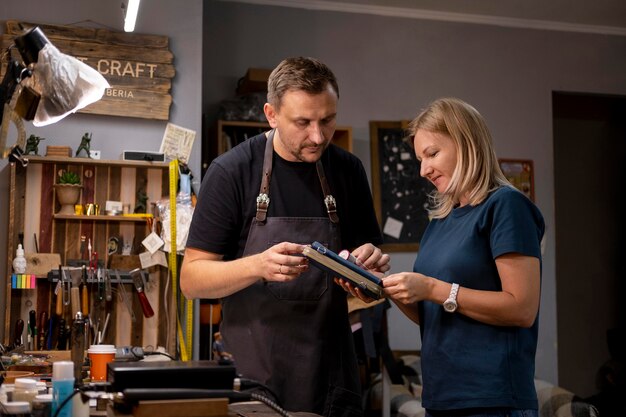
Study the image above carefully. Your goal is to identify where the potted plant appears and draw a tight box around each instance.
[54,171,82,214]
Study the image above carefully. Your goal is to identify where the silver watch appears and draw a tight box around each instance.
[443,283,459,313]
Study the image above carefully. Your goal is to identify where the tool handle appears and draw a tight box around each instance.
[56,285,63,316]
[29,310,37,350]
[71,287,81,317]
[137,290,154,318]
[14,318,24,347]
[39,311,48,351]
[82,284,89,315]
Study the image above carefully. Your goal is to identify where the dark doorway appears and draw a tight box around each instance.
[552,92,626,402]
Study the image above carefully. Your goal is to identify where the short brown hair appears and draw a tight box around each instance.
[267,57,339,108]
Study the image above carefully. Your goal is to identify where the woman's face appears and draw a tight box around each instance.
[413,129,458,195]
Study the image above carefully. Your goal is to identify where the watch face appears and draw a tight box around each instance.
[443,299,457,312]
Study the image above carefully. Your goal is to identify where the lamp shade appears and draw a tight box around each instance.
[17,27,110,126]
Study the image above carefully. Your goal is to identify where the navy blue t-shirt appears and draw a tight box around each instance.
[414,186,545,411]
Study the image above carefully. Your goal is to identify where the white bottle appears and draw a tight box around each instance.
[52,361,75,417]
[12,243,27,274]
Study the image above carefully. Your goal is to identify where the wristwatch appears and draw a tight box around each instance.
[443,283,459,313]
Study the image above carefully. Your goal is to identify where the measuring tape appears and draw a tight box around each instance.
[169,160,193,361]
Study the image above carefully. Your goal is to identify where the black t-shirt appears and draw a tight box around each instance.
[187,132,382,258]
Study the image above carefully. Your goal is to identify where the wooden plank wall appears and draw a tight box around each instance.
[6,160,175,355]
[1,20,173,120]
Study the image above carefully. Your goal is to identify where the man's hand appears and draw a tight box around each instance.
[258,242,309,281]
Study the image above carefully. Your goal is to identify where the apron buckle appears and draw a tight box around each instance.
[324,194,337,213]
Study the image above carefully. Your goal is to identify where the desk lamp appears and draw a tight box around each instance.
[0,25,110,166]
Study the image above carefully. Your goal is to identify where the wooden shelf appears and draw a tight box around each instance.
[53,214,153,222]
[24,155,169,168]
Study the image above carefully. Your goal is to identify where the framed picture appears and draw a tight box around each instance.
[369,121,434,252]
[499,159,535,201]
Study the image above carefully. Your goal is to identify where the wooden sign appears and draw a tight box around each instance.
[1,20,173,121]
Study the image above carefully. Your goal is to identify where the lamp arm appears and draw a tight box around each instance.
[0,59,28,166]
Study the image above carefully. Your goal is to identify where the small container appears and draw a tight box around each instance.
[13,377,38,405]
[32,393,53,417]
[36,381,48,395]
[1,401,32,416]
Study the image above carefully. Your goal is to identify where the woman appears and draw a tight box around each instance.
[343,97,544,417]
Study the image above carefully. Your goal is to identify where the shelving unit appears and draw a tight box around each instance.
[4,156,175,353]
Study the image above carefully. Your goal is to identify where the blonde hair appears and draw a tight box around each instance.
[408,97,511,218]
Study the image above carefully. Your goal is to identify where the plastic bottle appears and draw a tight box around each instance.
[12,243,27,274]
[13,377,39,405]
[52,361,74,417]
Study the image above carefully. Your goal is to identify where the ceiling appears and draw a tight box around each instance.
[224,0,626,35]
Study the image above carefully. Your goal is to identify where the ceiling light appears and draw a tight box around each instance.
[124,0,141,32]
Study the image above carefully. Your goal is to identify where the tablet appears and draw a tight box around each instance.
[302,241,384,300]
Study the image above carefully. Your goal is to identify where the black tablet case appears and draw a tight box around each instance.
[302,241,384,299]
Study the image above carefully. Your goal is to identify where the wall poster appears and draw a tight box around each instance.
[369,121,433,252]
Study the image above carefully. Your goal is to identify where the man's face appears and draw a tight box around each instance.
[264,85,338,163]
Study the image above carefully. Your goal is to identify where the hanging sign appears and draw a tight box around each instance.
[1,20,174,121]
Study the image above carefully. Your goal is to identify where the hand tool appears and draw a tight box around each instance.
[104,269,112,302]
[57,318,67,350]
[114,269,136,322]
[28,309,37,350]
[81,264,89,315]
[13,318,24,349]
[130,268,154,318]
[71,312,85,382]
[39,311,48,351]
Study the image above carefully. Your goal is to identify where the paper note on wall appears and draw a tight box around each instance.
[159,123,196,164]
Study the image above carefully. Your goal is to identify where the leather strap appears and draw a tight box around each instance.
[255,129,275,222]
[316,161,339,224]
[255,130,339,224]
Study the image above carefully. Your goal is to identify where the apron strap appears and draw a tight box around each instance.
[255,129,275,222]
[316,161,339,224]
[255,129,339,224]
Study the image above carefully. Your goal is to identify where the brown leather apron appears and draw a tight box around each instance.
[221,131,362,416]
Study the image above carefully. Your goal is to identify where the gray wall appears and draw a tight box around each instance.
[202,1,626,386]
[0,0,203,341]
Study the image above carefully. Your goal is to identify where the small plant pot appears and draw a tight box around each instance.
[54,184,82,214]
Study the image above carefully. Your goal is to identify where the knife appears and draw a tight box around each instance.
[130,268,154,318]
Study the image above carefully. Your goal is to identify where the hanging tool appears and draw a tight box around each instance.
[130,268,154,318]
[81,264,89,316]
[114,269,136,322]
[13,318,24,350]
[28,309,37,350]
[61,266,71,308]
[104,269,112,302]
[57,318,67,350]
[39,311,48,351]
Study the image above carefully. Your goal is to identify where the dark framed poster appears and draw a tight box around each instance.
[369,121,434,252]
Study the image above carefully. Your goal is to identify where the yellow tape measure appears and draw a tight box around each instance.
[169,160,193,361]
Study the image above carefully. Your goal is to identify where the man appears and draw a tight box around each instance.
[181,57,389,416]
